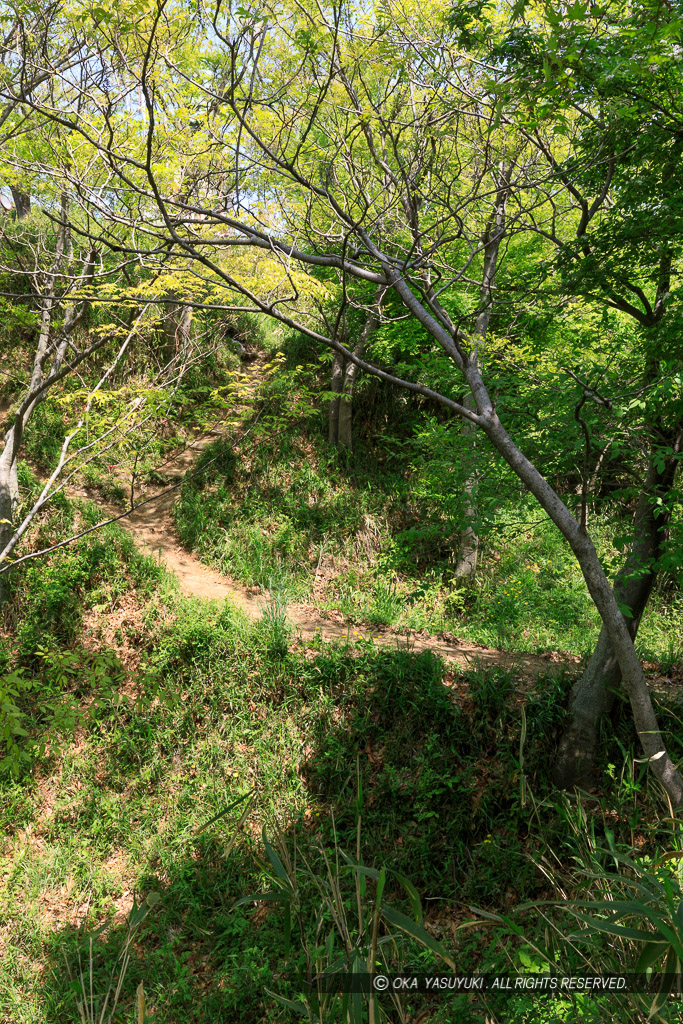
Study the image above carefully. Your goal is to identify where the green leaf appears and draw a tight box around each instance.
[376,866,386,910]
[570,911,678,948]
[350,955,365,1024]
[467,904,507,923]
[262,827,292,890]
[382,907,455,968]
[263,989,311,1017]
[393,871,422,923]
[635,941,669,972]
[194,789,254,835]
[341,859,381,883]
[232,891,287,909]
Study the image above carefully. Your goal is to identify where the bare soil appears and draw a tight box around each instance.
[74,429,578,680]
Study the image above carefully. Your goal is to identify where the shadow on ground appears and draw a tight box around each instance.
[13,642,587,1024]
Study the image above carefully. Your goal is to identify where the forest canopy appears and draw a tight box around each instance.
[0,0,682,1020]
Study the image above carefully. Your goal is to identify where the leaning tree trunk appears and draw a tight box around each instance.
[553,431,682,788]
[454,168,510,578]
[345,213,683,807]
[0,299,56,607]
[0,198,90,605]
[0,450,14,605]
[475,402,683,807]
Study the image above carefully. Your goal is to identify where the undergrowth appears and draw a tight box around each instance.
[173,356,682,659]
[1,513,682,1022]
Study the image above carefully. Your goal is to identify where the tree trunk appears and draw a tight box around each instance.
[0,302,54,606]
[328,350,344,444]
[337,359,357,450]
[0,449,14,605]
[475,401,683,807]
[10,187,30,219]
[176,304,192,364]
[338,302,382,451]
[454,392,480,577]
[453,168,510,578]
[351,214,683,806]
[329,288,384,450]
[161,299,192,367]
[0,198,87,602]
[553,431,682,788]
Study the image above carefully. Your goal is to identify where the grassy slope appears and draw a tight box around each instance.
[3,333,683,1023]
[173,353,683,663]
[1,504,683,1023]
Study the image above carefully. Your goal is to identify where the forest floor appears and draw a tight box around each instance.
[5,359,683,1024]
[72,417,577,680]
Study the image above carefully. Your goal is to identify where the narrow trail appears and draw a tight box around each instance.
[70,367,577,680]
[76,462,574,680]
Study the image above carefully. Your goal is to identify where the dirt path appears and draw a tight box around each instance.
[71,424,576,679]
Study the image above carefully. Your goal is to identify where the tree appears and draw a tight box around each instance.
[328,285,385,450]
[0,195,92,597]
[454,162,512,578]
[0,58,226,603]
[0,1,94,597]
[0,195,201,601]
[10,0,683,804]
[482,0,683,785]
[0,0,82,207]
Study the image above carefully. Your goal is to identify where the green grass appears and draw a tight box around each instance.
[5,331,683,1023]
[173,398,682,660]
[2,510,683,1022]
